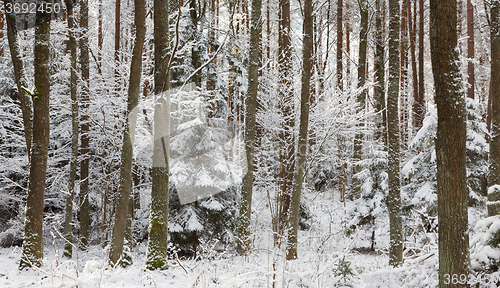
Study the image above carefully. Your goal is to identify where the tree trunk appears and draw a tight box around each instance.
[115,0,121,83]
[237,0,261,255]
[467,0,474,100]
[387,0,403,267]
[64,0,79,258]
[488,1,500,216]
[286,0,312,260]
[337,0,343,90]
[277,0,294,245]
[5,0,32,159]
[375,0,386,145]
[146,0,170,270]
[410,0,419,132]
[417,0,425,130]
[430,0,470,286]
[79,0,91,251]
[352,0,368,199]
[20,6,51,269]
[399,0,408,148]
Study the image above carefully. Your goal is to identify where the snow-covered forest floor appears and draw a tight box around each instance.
[0,187,476,288]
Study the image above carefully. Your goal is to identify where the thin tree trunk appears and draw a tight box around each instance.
[286,0,312,260]
[80,0,91,251]
[5,0,32,159]
[399,0,408,148]
[430,0,470,286]
[146,0,170,270]
[20,6,51,269]
[375,0,386,145]
[417,0,425,130]
[237,0,261,255]
[352,0,368,199]
[488,1,500,216]
[277,0,294,245]
[467,0,474,100]
[410,0,419,132]
[337,0,343,90]
[387,0,403,267]
[109,0,146,266]
[115,0,121,83]
[64,0,79,258]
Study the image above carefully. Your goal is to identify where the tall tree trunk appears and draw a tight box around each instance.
[375,0,386,145]
[237,0,261,255]
[109,0,146,267]
[467,0,474,100]
[286,0,312,260]
[399,0,408,148]
[387,0,403,267]
[64,0,79,258]
[115,0,121,83]
[430,0,470,286]
[346,1,350,84]
[352,0,368,199]
[488,1,500,216]
[146,0,170,270]
[410,0,419,132]
[5,0,32,159]
[416,0,426,130]
[20,5,51,269]
[98,0,103,69]
[80,0,91,251]
[277,0,294,245]
[337,0,343,90]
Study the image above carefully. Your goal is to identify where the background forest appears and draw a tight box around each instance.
[0,0,500,287]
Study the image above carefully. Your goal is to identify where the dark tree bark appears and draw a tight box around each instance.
[109,0,146,267]
[20,4,51,269]
[79,0,91,251]
[276,0,294,245]
[416,0,426,130]
[64,0,79,258]
[467,0,474,100]
[410,0,419,132]
[115,0,121,82]
[146,0,170,270]
[352,0,369,199]
[430,0,470,286]
[287,0,312,260]
[387,0,403,267]
[337,0,343,90]
[237,0,261,255]
[375,0,386,145]
[488,0,500,216]
[5,0,32,159]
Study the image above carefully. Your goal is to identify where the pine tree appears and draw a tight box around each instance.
[430,0,470,286]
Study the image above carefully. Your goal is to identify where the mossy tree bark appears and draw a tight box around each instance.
[64,0,79,258]
[286,0,312,260]
[430,0,470,286]
[109,0,146,267]
[146,0,170,270]
[237,0,261,255]
[387,0,403,267]
[20,4,51,269]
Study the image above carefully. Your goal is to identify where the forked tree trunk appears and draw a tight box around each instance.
[237,0,261,255]
[387,0,403,267]
[20,6,51,269]
[430,1,470,286]
[287,0,312,260]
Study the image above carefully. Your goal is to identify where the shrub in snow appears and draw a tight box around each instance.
[471,215,500,273]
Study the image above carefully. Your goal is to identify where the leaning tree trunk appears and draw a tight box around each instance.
[146,0,170,270]
[488,0,500,216]
[286,0,312,260]
[237,0,261,255]
[109,0,146,267]
[387,0,403,267]
[430,0,470,286]
[20,5,51,269]
[5,0,32,159]
[64,0,79,258]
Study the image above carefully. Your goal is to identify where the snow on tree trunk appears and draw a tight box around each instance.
[430,0,470,286]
